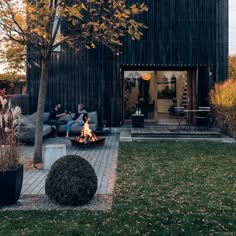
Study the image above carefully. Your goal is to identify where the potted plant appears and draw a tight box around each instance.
[0,92,23,206]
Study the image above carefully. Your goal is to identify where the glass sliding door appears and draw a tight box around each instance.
[123,70,155,120]
[123,69,194,124]
[155,71,188,122]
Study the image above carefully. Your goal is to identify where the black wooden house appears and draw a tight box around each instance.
[27,0,228,126]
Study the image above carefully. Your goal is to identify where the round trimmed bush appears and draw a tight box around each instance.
[45,155,98,206]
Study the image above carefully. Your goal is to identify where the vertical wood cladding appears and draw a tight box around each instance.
[27,0,228,126]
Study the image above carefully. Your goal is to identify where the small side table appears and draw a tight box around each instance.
[44,144,66,170]
[132,114,144,128]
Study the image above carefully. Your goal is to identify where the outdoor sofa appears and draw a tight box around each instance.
[19,111,98,143]
[57,111,98,134]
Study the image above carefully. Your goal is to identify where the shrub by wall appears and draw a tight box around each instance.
[209,79,236,137]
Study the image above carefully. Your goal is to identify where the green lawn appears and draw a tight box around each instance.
[1,143,236,235]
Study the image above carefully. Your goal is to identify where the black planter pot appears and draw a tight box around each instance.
[0,164,24,206]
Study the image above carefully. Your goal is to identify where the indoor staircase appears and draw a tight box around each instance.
[180,79,188,108]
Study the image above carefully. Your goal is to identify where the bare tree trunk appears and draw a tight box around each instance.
[33,58,49,164]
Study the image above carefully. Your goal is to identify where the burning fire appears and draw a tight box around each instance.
[75,120,97,144]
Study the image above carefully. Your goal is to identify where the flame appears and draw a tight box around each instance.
[75,120,97,143]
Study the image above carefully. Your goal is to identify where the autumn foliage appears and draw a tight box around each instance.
[228,55,236,80]
[0,0,148,163]
[209,79,236,137]
[209,56,236,137]
[0,73,26,84]
[0,0,148,57]
[0,39,26,75]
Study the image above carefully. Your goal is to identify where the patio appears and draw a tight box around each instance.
[20,128,119,198]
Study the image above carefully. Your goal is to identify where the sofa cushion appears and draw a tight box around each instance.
[21,115,35,126]
[88,111,97,124]
[19,124,52,143]
[43,112,50,124]
[42,124,52,136]
[58,124,82,133]
[21,113,51,125]
[57,123,97,133]
[58,114,72,123]
[70,113,76,119]
[28,112,37,125]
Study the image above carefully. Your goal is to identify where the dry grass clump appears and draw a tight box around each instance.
[0,92,22,170]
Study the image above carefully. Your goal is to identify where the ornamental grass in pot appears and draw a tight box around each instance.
[0,92,23,206]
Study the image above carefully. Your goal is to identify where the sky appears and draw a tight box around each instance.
[229,0,236,55]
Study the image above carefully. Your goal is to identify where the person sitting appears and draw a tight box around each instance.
[48,103,67,136]
[65,103,87,138]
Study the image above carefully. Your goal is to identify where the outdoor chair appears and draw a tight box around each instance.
[194,107,211,130]
[174,106,189,130]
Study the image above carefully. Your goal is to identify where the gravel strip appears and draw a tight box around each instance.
[0,194,113,212]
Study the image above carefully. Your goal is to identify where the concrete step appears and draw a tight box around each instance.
[120,127,235,143]
[132,132,222,138]
[131,127,222,138]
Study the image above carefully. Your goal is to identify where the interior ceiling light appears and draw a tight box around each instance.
[141,73,151,80]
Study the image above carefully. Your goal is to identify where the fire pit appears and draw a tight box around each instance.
[70,136,105,147]
[70,118,105,147]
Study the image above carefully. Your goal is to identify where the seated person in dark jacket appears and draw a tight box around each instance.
[65,103,87,138]
[48,103,67,133]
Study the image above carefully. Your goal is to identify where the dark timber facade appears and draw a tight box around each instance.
[27,0,228,126]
